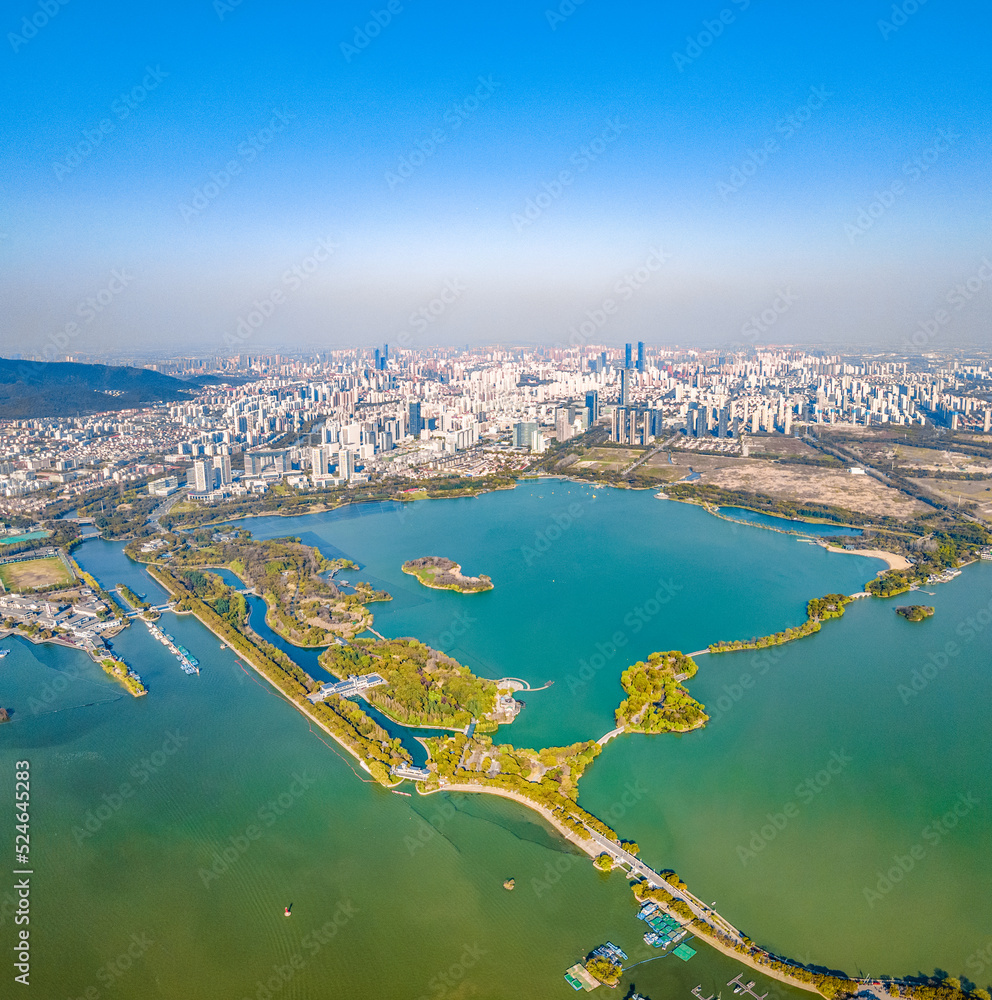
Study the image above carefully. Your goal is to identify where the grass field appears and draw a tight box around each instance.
[0,556,74,591]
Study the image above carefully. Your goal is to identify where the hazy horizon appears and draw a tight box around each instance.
[3,1,991,357]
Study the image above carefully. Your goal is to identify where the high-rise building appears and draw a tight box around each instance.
[636,341,645,372]
[619,368,630,407]
[512,421,538,449]
[408,401,423,437]
[213,454,232,485]
[192,459,213,492]
[624,343,632,369]
[585,390,599,421]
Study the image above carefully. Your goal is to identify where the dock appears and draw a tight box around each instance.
[564,964,600,992]
[728,974,767,999]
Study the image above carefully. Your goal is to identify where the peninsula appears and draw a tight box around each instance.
[401,556,494,593]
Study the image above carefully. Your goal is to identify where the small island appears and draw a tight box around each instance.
[401,557,494,593]
[896,605,935,622]
[615,651,707,733]
[101,658,147,697]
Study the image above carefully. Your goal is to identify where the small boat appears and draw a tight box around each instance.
[391,789,411,797]
[220,643,226,649]
[0,648,9,658]
[284,906,292,917]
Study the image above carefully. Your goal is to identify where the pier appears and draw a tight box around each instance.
[729,973,768,999]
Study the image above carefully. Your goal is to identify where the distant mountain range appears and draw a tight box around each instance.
[0,358,235,418]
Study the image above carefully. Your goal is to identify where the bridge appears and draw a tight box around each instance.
[581,827,744,943]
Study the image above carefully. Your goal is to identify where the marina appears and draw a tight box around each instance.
[142,619,200,674]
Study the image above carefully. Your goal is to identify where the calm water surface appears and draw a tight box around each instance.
[0,482,987,997]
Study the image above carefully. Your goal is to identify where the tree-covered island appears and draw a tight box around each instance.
[708,593,853,653]
[401,556,494,593]
[129,529,382,643]
[896,605,935,622]
[320,637,498,729]
[614,651,707,733]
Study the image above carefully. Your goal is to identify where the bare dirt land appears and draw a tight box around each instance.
[910,477,992,519]
[649,453,927,518]
[0,556,74,591]
[573,447,646,471]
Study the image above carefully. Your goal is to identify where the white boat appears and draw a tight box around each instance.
[0,648,9,658]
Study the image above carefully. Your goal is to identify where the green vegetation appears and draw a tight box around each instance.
[401,556,493,593]
[615,651,707,733]
[101,659,146,697]
[424,733,614,843]
[117,584,149,610]
[147,564,410,781]
[163,473,519,531]
[896,605,934,622]
[320,637,497,728]
[593,853,613,871]
[136,529,385,642]
[709,593,852,653]
[584,955,621,987]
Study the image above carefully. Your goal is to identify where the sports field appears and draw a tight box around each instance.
[0,556,74,591]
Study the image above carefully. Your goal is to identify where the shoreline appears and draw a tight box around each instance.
[417,781,822,995]
[819,543,912,571]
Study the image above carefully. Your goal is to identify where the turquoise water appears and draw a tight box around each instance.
[0,530,50,545]
[0,482,987,996]
[716,507,863,536]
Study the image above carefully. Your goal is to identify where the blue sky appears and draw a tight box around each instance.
[1,0,991,356]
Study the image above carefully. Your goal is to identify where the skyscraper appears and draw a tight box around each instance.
[585,390,599,421]
[408,401,422,436]
[213,454,232,485]
[624,343,632,369]
[636,341,645,372]
[192,459,213,492]
[619,368,630,407]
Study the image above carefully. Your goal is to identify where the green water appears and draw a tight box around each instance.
[0,483,988,997]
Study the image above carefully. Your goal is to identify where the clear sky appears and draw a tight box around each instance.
[2,0,990,357]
